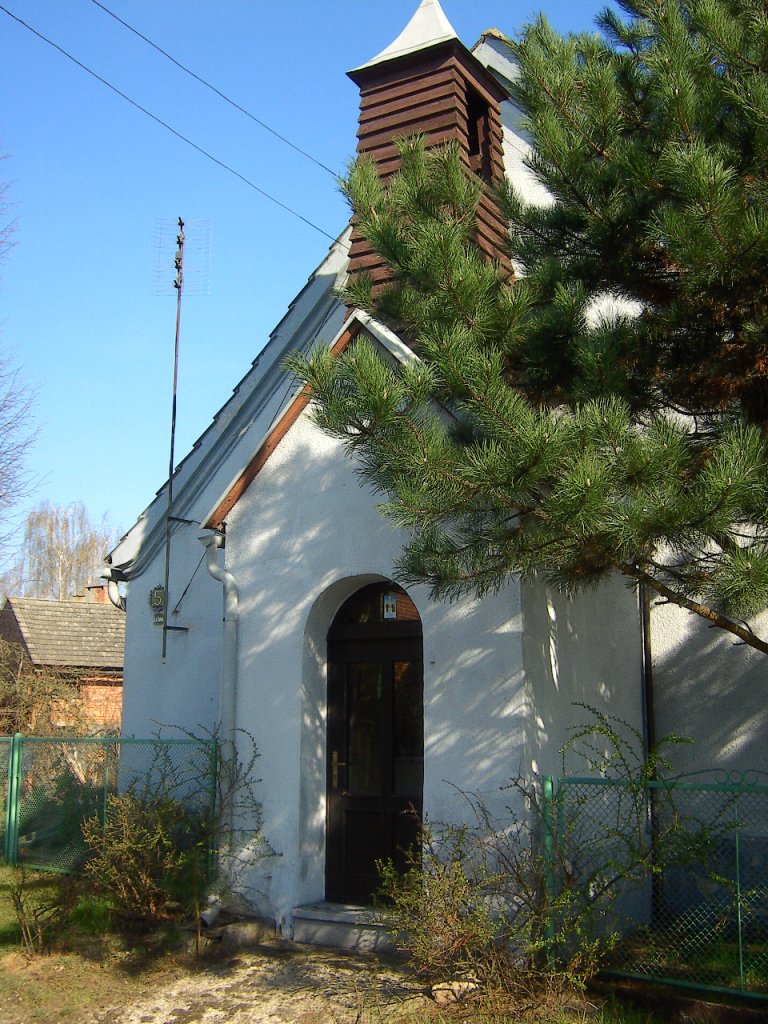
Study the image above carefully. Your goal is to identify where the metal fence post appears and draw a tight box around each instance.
[542,775,556,953]
[733,792,746,993]
[4,733,23,866]
[102,739,110,829]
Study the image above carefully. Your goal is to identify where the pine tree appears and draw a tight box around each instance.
[290,0,768,655]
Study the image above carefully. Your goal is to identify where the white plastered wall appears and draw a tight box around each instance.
[120,410,663,934]
[651,602,768,776]
[224,410,528,930]
[521,577,649,930]
[121,521,223,740]
[521,577,646,780]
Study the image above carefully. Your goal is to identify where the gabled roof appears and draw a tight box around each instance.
[108,229,351,578]
[0,597,125,670]
[108,25,528,582]
[205,310,419,529]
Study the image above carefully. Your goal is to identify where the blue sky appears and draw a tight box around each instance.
[1,0,607,547]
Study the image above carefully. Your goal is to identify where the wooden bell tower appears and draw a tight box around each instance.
[346,0,510,290]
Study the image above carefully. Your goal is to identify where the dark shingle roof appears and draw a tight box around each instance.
[0,598,125,669]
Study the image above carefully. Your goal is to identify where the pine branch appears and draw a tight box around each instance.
[291,0,768,654]
[612,556,768,655]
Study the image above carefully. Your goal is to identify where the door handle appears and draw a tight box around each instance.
[332,750,348,788]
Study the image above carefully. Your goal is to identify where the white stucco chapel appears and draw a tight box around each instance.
[108,0,768,942]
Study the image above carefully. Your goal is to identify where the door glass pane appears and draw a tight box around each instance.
[347,662,381,796]
[393,660,423,797]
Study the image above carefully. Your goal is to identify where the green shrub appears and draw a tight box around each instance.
[82,792,210,926]
[378,825,503,980]
[80,727,269,931]
[377,707,694,990]
[377,805,583,988]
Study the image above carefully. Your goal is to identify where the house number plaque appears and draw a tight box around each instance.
[149,585,166,625]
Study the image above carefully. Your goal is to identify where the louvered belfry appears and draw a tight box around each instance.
[346,0,510,291]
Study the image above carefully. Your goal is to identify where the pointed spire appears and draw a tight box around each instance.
[351,0,459,73]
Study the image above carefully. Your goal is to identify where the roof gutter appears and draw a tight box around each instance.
[100,568,127,612]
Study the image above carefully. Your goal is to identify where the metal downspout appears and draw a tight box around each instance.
[639,581,660,928]
[199,533,239,753]
[101,567,127,612]
[639,582,657,758]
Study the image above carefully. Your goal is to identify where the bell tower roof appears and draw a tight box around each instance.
[350,0,459,74]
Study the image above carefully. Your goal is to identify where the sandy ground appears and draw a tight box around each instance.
[87,943,428,1024]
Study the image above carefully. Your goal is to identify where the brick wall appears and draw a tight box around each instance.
[79,678,122,732]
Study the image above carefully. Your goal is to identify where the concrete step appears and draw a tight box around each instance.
[291,901,395,953]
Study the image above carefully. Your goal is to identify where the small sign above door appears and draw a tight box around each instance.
[382,593,397,619]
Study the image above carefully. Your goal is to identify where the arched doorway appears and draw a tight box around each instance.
[325,581,423,903]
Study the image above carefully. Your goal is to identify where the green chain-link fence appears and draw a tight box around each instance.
[552,772,768,1000]
[2,734,216,873]
[5,734,766,1000]
[0,737,10,858]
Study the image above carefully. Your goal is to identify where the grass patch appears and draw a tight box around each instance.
[0,947,186,1024]
[0,866,193,1024]
[0,865,62,949]
[0,869,746,1024]
[0,876,21,947]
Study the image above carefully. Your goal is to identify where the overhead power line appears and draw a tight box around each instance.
[89,0,338,179]
[0,4,340,243]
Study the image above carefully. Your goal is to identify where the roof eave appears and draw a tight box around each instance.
[203,309,419,531]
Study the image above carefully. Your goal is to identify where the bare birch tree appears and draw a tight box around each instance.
[5,501,118,600]
[0,166,35,561]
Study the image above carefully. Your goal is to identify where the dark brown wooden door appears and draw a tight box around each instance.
[326,584,423,904]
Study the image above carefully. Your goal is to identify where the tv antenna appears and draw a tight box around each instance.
[160,217,188,660]
[150,218,210,660]
[152,218,210,296]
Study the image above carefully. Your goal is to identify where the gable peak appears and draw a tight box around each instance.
[351,0,458,73]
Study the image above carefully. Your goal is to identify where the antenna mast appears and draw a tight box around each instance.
[161,217,184,661]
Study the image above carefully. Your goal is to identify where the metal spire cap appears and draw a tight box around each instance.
[350,0,459,73]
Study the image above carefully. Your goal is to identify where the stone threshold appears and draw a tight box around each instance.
[291,901,395,952]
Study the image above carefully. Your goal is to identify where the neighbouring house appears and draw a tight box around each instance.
[106,1,767,942]
[0,583,125,734]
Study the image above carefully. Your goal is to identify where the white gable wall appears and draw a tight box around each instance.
[115,235,351,744]
[218,396,651,930]
[224,409,528,928]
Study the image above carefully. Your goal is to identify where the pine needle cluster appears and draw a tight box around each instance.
[290,0,768,655]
